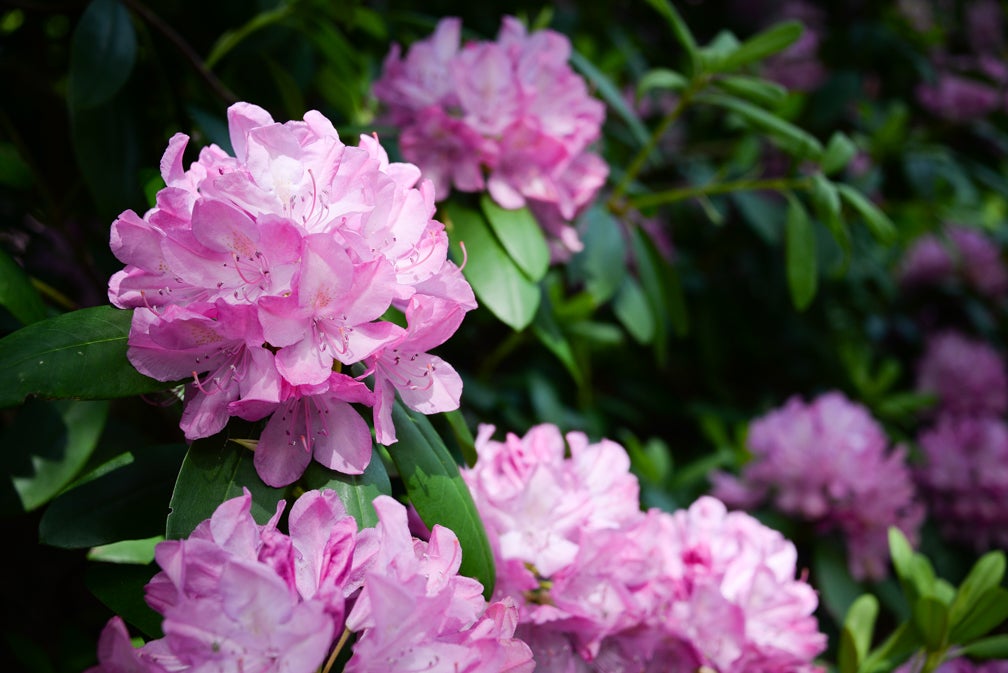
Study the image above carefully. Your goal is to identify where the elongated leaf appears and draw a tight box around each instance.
[446,203,539,331]
[837,184,897,245]
[822,132,858,175]
[0,248,46,325]
[785,195,817,310]
[39,444,186,548]
[0,305,168,409]
[717,21,803,72]
[913,595,950,651]
[700,92,823,159]
[860,623,921,673]
[165,434,287,539]
[949,587,1008,643]
[67,0,137,109]
[385,401,495,598]
[568,207,627,306]
[714,75,787,108]
[88,537,161,565]
[0,399,108,514]
[86,561,161,638]
[839,594,879,673]
[960,635,1008,659]
[613,275,656,345]
[300,448,392,530]
[637,68,689,97]
[642,0,698,69]
[443,409,477,468]
[569,50,650,147]
[532,290,584,387]
[809,173,850,256]
[814,540,866,624]
[480,195,550,282]
[950,551,1006,630]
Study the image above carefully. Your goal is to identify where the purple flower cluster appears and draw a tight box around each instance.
[898,225,1008,298]
[898,656,1008,673]
[711,392,924,581]
[913,329,1008,551]
[373,17,608,257]
[463,424,826,673]
[86,489,534,673]
[108,103,476,486]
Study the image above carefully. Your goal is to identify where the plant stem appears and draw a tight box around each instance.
[628,175,810,210]
[320,628,351,673]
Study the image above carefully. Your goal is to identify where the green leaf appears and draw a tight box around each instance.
[698,30,741,72]
[837,184,897,245]
[0,305,169,409]
[568,206,627,306]
[949,587,1008,643]
[642,0,699,70]
[87,536,161,565]
[532,291,584,387]
[0,248,46,325]
[86,561,161,638]
[714,75,787,108]
[913,595,950,651]
[860,623,921,673]
[822,132,858,175]
[0,141,33,190]
[809,173,850,257]
[479,195,550,282]
[890,526,919,602]
[950,551,1006,631]
[960,634,1008,659]
[385,401,495,598]
[814,540,866,625]
[700,92,823,159]
[569,50,650,147]
[446,203,539,331]
[165,434,287,539]
[613,275,656,344]
[443,409,477,468]
[67,0,137,109]
[840,594,879,673]
[785,195,817,310]
[637,68,689,97]
[717,20,803,72]
[39,443,186,548]
[0,399,108,514]
[300,448,392,530]
[633,226,689,338]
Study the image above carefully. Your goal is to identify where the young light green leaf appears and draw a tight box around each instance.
[822,131,858,175]
[785,195,817,310]
[569,50,650,147]
[0,248,46,325]
[446,203,540,331]
[714,75,788,108]
[300,448,392,530]
[959,634,1008,660]
[890,527,918,602]
[637,68,689,97]
[949,587,1008,644]
[0,305,170,409]
[839,594,879,673]
[385,401,495,598]
[837,184,896,245]
[950,551,1006,631]
[700,92,823,158]
[87,536,162,565]
[68,0,137,109]
[717,20,803,72]
[913,595,950,652]
[698,30,741,72]
[480,195,550,282]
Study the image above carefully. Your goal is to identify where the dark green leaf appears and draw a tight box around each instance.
[785,195,817,310]
[0,399,108,514]
[443,409,477,468]
[949,587,1008,643]
[613,275,656,344]
[700,92,823,159]
[642,0,698,70]
[822,132,858,175]
[480,195,550,282]
[717,21,803,72]
[950,551,1006,631]
[385,401,495,598]
[960,635,1008,659]
[633,226,688,338]
[569,50,650,147]
[300,447,392,530]
[860,623,921,673]
[814,540,866,625]
[532,291,584,387]
[913,595,949,651]
[165,434,287,539]
[837,184,897,245]
[67,0,136,109]
[637,68,689,97]
[0,247,46,325]
[568,207,627,305]
[39,443,186,548]
[446,203,539,331]
[86,561,161,638]
[809,173,850,257]
[0,305,169,409]
[0,141,33,190]
[714,75,787,108]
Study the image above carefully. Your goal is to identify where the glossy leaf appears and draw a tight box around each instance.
[837,184,897,245]
[785,195,817,310]
[67,0,137,109]
[0,305,169,409]
[300,448,392,530]
[385,400,495,598]
[87,537,161,565]
[86,561,161,639]
[700,92,823,159]
[446,203,539,331]
[165,434,287,539]
[949,587,1008,644]
[950,551,1006,630]
[822,132,858,175]
[0,248,46,325]
[39,444,186,548]
[480,195,550,282]
[0,399,108,514]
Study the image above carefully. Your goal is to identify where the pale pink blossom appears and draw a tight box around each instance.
[916,330,1008,417]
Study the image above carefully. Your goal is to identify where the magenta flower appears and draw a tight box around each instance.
[917,414,1008,551]
[898,225,1007,298]
[463,424,826,673]
[373,16,608,257]
[711,391,924,580]
[916,330,1008,417]
[108,102,475,486]
[86,490,533,673]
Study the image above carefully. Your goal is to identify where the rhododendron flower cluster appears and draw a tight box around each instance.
[85,489,534,673]
[462,423,826,673]
[108,102,476,486]
[915,330,1008,417]
[711,392,924,581]
[897,656,1008,673]
[898,225,1008,298]
[373,16,608,257]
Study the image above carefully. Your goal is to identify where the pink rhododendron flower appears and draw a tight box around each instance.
[108,102,476,486]
[917,414,1008,551]
[463,423,826,673]
[916,330,1008,417]
[86,490,533,673]
[898,225,1007,298]
[897,656,1008,673]
[711,392,924,581]
[373,16,608,257]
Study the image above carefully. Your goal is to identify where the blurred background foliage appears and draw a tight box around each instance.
[2,0,1008,670]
